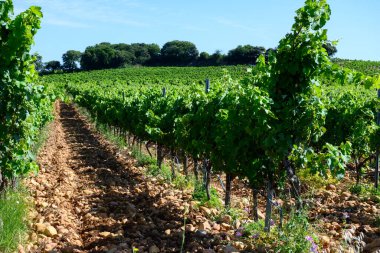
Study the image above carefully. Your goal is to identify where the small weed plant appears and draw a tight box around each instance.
[132,147,155,167]
[215,207,245,224]
[240,211,319,253]
[298,168,338,190]
[349,183,380,203]
[146,164,172,182]
[172,174,194,190]
[275,212,318,253]
[192,181,222,208]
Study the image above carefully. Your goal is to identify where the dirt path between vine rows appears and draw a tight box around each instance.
[24,102,231,253]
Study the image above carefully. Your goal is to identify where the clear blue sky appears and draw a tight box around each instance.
[13,0,380,62]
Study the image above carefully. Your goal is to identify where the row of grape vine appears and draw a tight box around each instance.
[43,0,380,232]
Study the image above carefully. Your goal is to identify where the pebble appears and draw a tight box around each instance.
[195,230,208,237]
[222,215,232,224]
[200,206,212,216]
[320,235,330,247]
[44,225,58,237]
[326,184,336,191]
[149,245,160,253]
[83,189,93,195]
[221,223,232,231]
[198,221,212,231]
[99,231,111,238]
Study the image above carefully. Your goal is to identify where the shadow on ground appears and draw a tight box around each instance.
[58,102,224,253]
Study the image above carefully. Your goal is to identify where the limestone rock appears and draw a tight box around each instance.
[222,215,232,224]
[200,206,212,216]
[326,184,336,191]
[186,224,196,232]
[198,221,212,231]
[44,225,58,237]
[149,245,160,253]
[99,231,111,238]
[221,223,232,231]
[320,235,330,247]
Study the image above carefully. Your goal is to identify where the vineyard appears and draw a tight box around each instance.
[1,0,380,252]
[332,59,380,76]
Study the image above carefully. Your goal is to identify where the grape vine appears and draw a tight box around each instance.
[0,0,52,191]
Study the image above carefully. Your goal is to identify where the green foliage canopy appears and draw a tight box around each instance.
[160,40,199,66]
[62,50,81,71]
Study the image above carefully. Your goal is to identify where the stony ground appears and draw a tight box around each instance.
[307,181,380,252]
[21,102,380,253]
[23,102,247,253]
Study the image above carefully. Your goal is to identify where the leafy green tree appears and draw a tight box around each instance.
[94,43,115,68]
[62,50,81,71]
[81,43,135,70]
[80,46,98,70]
[209,50,225,66]
[130,43,152,65]
[146,43,161,58]
[32,52,44,73]
[227,45,266,65]
[160,40,199,66]
[197,52,210,66]
[127,43,159,65]
[144,43,161,65]
[110,50,134,68]
[44,60,61,72]
[113,43,132,51]
[111,43,160,66]
[199,52,210,59]
[81,43,112,70]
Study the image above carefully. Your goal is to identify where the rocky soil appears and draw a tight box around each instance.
[20,102,380,253]
[308,183,380,252]
[22,102,245,252]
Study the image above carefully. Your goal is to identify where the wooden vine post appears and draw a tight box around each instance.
[204,79,212,200]
[225,173,232,208]
[156,88,166,168]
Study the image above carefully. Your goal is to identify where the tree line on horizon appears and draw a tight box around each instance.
[35,40,337,74]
